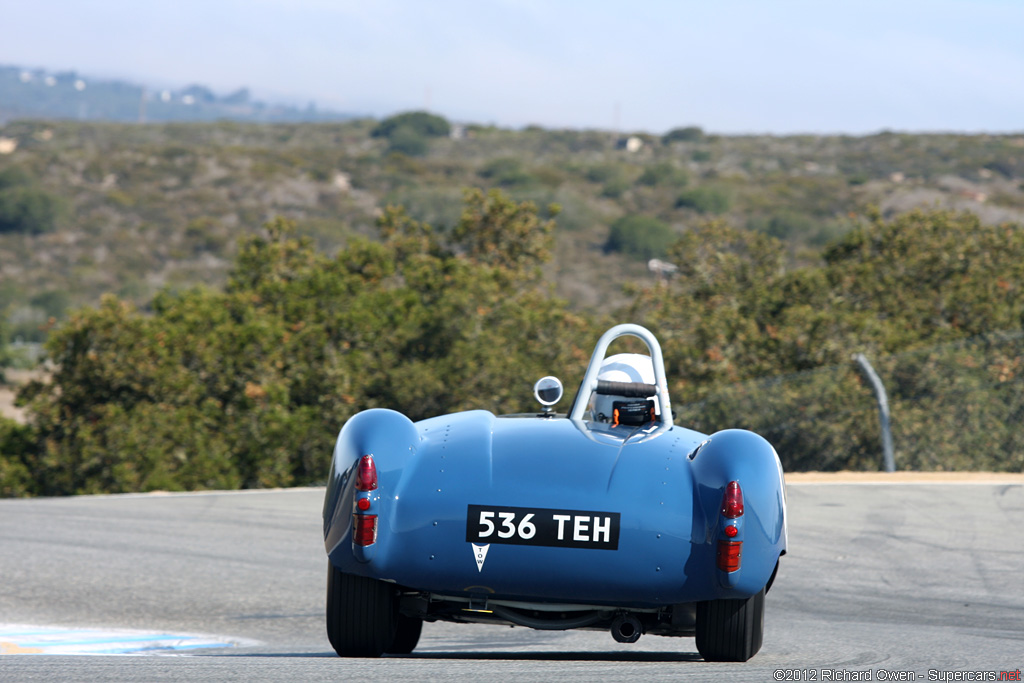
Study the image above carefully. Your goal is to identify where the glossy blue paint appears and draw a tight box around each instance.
[324,409,787,607]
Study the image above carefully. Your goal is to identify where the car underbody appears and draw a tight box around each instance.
[399,591,699,641]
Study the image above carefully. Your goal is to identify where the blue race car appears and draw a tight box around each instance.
[323,323,787,661]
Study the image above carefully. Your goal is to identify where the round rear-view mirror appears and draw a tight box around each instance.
[533,376,563,407]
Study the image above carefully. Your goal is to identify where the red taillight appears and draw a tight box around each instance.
[717,540,742,572]
[353,514,378,546]
[721,481,744,518]
[353,456,378,546]
[724,524,738,538]
[356,454,377,491]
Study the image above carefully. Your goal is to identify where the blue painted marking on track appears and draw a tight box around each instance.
[92,642,234,654]
[15,634,189,647]
[0,624,248,655]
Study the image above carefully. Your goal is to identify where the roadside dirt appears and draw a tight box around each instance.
[787,471,1024,484]
[0,369,42,424]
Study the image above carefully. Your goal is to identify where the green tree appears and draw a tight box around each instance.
[821,208,1024,345]
[13,192,591,496]
[451,188,559,276]
[628,209,1024,472]
[0,417,34,497]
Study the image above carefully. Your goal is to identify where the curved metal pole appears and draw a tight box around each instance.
[854,353,895,472]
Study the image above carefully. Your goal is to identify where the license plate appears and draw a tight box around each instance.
[466,504,620,550]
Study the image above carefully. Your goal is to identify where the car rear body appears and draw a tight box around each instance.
[324,408,786,608]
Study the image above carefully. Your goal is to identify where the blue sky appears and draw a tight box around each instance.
[2,0,1022,134]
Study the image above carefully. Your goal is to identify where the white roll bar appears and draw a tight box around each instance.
[569,324,673,427]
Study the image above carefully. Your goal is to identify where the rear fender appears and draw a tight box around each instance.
[323,409,419,556]
[688,429,787,595]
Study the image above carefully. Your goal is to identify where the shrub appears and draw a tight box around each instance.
[746,210,818,240]
[28,290,71,318]
[0,185,63,234]
[662,126,704,144]
[0,164,63,234]
[675,186,731,214]
[601,177,630,199]
[478,158,538,188]
[637,162,689,188]
[584,165,620,184]
[386,126,429,157]
[605,215,674,259]
[371,111,450,139]
[0,166,34,190]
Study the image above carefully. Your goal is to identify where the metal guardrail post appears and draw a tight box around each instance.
[854,353,895,472]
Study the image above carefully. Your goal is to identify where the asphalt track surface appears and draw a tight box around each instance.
[1,478,1022,682]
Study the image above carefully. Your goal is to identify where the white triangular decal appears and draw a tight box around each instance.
[472,543,490,572]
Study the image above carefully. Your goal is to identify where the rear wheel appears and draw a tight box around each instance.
[695,587,765,662]
[326,561,398,657]
[386,615,423,654]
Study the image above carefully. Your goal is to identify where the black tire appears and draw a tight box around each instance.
[326,561,398,657]
[695,587,765,662]
[386,615,423,654]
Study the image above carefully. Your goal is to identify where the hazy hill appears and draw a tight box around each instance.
[0,64,356,124]
[0,116,1022,348]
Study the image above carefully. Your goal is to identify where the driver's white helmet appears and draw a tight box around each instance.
[590,353,660,423]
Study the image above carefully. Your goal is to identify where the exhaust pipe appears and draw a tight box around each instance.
[610,614,643,643]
